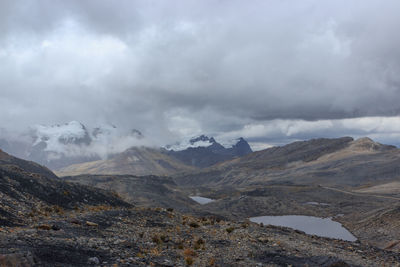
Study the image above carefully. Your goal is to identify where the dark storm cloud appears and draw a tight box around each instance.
[1,0,400,145]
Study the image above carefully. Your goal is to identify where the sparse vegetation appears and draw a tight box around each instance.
[36,224,52,230]
[194,238,205,250]
[185,256,194,265]
[189,221,200,228]
[176,242,184,250]
[160,234,169,243]
[209,258,216,266]
[226,227,235,233]
[183,248,196,257]
[152,234,162,245]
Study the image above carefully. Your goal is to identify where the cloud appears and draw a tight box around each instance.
[0,0,400,147]
[215,117,400,150]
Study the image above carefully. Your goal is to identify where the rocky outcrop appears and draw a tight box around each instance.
[0,206,398,266]
[0,150,130,226]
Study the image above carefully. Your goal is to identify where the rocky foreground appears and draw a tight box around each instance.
[2,142,400,266]
[1,205,400,266]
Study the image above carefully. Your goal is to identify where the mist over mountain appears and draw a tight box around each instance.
[1,1,400,148]
[0,121,253,171]
[55,133,252,176]
[0,121,148,169]
[2,1,400,266]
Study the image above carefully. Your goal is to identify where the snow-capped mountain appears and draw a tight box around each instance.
[0,121,145,170]
[165,135,252,168]
[166,135,251,153]
[57,134,253,176]
[0,125,252,172]
[165,135,217,151]
[31,121,91,153]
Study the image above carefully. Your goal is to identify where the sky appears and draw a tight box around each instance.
[1,0,400,149]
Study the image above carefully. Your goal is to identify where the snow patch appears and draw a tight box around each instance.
[32,121,89,153]
[30,121,148,159]
[165,135,216,151]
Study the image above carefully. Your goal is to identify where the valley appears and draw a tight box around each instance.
[1,136,400,266]
[59,137,400,253]
[2,2,399,265]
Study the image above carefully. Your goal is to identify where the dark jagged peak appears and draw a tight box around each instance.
[232,137,252,156]
[165,136,253,168]
[208,141,227,153]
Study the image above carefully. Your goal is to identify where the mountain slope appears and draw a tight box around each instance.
[0,148,58,179]
[174,137,400,187]
[0,149,130,226]
[56,147,196,176]
[62,174,200,213]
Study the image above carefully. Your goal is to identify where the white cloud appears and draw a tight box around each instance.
[0,0,400,148]
[216,116,400,150]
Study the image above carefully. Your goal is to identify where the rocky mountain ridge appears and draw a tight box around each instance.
[2,140,400,265]
[0,123,253,175]
[174,137,400,187]
[55,135,253,176]
[165,135,252,168]
[0,149,130,226]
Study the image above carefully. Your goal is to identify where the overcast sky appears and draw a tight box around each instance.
[1,0,400,149]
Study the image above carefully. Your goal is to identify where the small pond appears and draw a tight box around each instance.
[250,215,356,241]
[304,201,330,206]
[189,196,215,205]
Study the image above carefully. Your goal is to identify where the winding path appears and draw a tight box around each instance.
[321,186,400,201]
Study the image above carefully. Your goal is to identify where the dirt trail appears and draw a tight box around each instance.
[322,186,400,201]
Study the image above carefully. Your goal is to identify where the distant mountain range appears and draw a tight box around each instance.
[174,136,400,188]
[0,121,144,169]
[0,121,252,176]
[165,135,252,168]
[2,147,396,266]
[56,135,252,176]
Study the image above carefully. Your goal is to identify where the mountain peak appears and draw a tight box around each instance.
[232,137,252,156]
[189,135,216,145]
[32,121,91,147]
[166,135,217,151]
[351,137,396,152]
